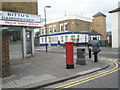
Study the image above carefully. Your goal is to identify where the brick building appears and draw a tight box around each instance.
[40,15,92,35]
[92,12,106,40]
[39,12,106,46]
[1,0,41,77]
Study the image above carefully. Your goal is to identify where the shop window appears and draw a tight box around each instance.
[89,37,91,41]
[77,35,79,42]
[45,37,47,42]
[42,38,44,42]
[65,36,68,41]
[61,36,64,42]
[85,35,87,42]
[71,35,75,41]
[49,37,51,43]
[8,26,23,59]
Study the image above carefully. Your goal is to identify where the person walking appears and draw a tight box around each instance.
[87,37,101,62]
[58,40,60,47]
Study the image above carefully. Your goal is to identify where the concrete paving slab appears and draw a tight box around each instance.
[2,83,11,88]
[35,74,56,82]
[7,81,17,88]
[14,79,30,87]
[21,75,35,80]
[3,74,56,88]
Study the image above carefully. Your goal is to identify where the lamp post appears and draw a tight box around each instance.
[44,6,51,53]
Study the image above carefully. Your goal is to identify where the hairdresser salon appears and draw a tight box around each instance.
[0,11,42,59]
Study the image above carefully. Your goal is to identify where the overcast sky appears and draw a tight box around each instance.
[38,0,119,31]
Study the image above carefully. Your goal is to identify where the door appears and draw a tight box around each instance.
[26,30,32,55]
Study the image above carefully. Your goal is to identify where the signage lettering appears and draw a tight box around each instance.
[0,11,41,22]
[0,20,42,27]
[8,12,29,18]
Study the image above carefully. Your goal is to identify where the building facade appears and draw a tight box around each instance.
[92,12,106,40]
[40,15,92,35]
[1,1,40,77]
[109,1,120,48]
[39,12,106,46]
[39,15,93,46]
[39,31,90,46]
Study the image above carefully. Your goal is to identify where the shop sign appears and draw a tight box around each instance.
[0,20,43,27]
[0,11,41,22]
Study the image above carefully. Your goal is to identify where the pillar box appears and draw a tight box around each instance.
[65,41,74,69]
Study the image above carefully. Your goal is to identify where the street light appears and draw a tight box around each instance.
[44,6,51,53]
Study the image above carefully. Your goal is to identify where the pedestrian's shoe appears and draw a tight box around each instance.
[94,59,98,62]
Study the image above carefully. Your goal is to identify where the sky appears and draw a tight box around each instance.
[37,0,120,32]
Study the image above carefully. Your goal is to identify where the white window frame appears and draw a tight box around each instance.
[64,22,68,31]
[61,36,64,42]
[41,28,44,34]
[60,24,64,32]
[41,38,44,42]
[49,26,53,33]
[77,35,79,42]
[44,27,46,34]
[71,35,75,41]
[65,36,68,41]
[53,25,57,32]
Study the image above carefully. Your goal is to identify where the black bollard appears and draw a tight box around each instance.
[89,48,91,58]
[94,52,98,62]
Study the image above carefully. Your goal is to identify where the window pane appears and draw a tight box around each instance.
[65,36,68,41]
[8,26,23,59]
[53,25,56,32]
[64,24,68,31]
[60,24,64,31]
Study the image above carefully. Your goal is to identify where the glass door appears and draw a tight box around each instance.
[26,30,32,55]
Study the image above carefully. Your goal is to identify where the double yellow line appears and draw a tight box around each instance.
[50,58,120,89]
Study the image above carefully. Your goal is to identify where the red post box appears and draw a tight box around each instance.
[65,41,74,69]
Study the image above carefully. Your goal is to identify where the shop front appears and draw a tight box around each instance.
[0,11,42,59]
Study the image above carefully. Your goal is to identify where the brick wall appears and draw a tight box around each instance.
[92,16,107,40]
[2,30,10,77]
[2,1,38,14]
[43,19,92,35]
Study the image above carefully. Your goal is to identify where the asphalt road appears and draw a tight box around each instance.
[42,58,119,89]
[35,47,120,90]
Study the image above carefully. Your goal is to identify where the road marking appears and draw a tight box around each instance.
[63,68,120,88]
[50,58,120,89]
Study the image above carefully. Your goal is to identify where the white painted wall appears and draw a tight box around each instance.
[111,12,119,48]
[39,33,89,44]
[118,11,120,48]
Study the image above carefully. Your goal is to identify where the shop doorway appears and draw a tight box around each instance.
[26,30,32,55]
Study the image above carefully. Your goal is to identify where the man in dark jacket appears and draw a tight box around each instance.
[88,37,101,62]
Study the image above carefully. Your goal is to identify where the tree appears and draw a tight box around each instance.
[35,31,39,39]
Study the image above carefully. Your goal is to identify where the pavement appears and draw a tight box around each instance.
[2,46,114,89]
